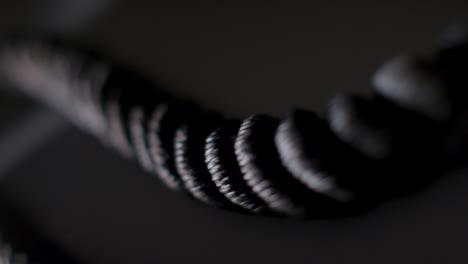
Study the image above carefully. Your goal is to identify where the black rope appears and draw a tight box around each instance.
[1,25,467,218]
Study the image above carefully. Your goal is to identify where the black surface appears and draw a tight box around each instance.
[1,1,468,263]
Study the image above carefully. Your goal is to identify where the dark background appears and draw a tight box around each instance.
[1,1,468,263]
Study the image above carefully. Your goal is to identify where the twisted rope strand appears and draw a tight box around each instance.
[1,25,467,218]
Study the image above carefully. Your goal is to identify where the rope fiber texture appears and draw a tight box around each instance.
[1,25,467,218]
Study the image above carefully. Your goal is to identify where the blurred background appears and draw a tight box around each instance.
[1,0,468,263]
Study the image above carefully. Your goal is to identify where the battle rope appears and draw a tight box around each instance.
[1,25,467,218]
